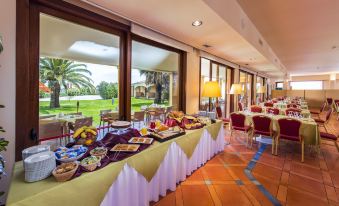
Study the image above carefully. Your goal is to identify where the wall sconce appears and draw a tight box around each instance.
[330,73,336,81]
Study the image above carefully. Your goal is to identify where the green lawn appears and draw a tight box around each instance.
[39,98,163,125]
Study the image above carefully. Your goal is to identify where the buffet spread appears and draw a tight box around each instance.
[7,111,223,206]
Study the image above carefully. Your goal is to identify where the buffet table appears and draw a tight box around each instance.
[7,121,224,206]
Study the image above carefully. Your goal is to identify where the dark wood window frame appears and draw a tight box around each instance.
[198,57,234,117]
[16,0,186,161]
[239,70,255,105]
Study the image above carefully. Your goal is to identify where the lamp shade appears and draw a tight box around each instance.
[257,86,266,94]
[202,81,221,98]
[229,84,242,95]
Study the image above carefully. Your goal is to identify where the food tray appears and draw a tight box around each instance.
[110,144,140,152]
[148,130,186,143]
[128,137,154,145]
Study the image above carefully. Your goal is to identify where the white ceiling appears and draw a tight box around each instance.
[40,14,179,72]
[84,0,285,77]
[237,0,339,75]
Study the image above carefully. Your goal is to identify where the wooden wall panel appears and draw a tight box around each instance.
[272,90,286,98]
[286,90,304,98]
[305,90,325,107]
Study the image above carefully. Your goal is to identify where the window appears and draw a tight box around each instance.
[199,58,232,117]
[256,76,264,103]
[289,81,323,90]
[131,39,180,114]
[276,82,284,90]
[239,70,254,107]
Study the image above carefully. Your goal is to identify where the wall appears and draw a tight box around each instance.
[271,89,339,107]
[0,0,16,204]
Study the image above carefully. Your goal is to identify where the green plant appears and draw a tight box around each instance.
[39,57,95,108]
[140,71,170,104]
[39,90,50,98]
[97,81,118,99]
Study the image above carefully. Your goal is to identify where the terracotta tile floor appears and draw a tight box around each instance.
[152,112,339,206]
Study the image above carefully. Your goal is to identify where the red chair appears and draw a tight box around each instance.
[251,115,274,153]
[238,102,244,111]
[264,102,274,107]
[266,107,280,115]
[320,132,338,150]
[230,113,252,145]
[275,118,304,162]
[272,100,278,103]
[216,106,230,126]
[327,98,333,107]
[287,104,299,108]
[310,101,326,118]
[285,108,302,116]
[313,108,332,132]
[250,105,262,113]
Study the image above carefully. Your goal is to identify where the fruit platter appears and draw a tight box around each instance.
[55,145,87,163]
[164,111,206,130]
[73,126,98,146]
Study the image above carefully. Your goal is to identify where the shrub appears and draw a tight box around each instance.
[97,81,118,99]
[39,90,50,98]
[67,88,80,97]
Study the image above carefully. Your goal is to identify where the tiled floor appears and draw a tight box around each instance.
[152,113,339,206]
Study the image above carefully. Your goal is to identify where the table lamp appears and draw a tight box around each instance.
[256,86,266,103]
[202,81,221,112]
[229,83,243,110]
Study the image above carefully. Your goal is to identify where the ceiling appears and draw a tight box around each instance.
[237,0,339,75]
[84,0,285,77]
[40,14,179,72]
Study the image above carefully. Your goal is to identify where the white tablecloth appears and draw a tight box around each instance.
[101,127,225,206]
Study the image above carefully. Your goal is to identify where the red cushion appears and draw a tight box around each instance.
[280,134,300,141]
[320,132,338,140]
[233,125,252,132]
[222,118,230,123]
[310,111,320,114]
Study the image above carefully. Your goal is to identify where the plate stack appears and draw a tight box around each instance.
[24,151,56,182]
[22,145,50,160]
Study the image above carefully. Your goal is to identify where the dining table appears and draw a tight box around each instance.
[7,121,224,206]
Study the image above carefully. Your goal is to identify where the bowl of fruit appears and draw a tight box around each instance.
[80,156,101,172]
[73,126,98,146]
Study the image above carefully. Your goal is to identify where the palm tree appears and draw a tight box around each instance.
[139,70,170,104]
[39,57,95,108]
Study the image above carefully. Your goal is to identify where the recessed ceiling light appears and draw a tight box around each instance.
[192,20,203,27]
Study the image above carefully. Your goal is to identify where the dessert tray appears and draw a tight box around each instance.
[128,137,154,145]
[110,144,140,152]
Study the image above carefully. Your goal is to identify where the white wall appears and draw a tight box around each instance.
[0,0,16,204]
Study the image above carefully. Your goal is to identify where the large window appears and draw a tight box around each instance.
[276,82,284,90]
[256,76,264,103]
[199,58,232,117]
[39,14,121,128]
[239,70,254,108]
[130,39,180,119]
[289,81,323,90]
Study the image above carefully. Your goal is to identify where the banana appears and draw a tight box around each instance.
[80,132,87,139]
[88,126,97,130]
[73,127,86,138]
[85,129,97,136]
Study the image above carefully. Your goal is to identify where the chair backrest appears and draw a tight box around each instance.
[66,112,82,116]
[39,121,63,140]
[238,102,243,111]
[252,115,272,133]
[230,113,246,128]
[107,112,119,120]
[285,108,301,116]
[216,106,223,118]
[327,98,333,105]
[266,107,280,115]
[287,104,297,108]
[325,108,332,121]
[278,118,301,139]
[272,100,278,103]
[74,117,93,131]
[250,106,262,113]
[133,111,145,121]
[334,99,339,104]
[264,102,273,107]
[39,114,56,120]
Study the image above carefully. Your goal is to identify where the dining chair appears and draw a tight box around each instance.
[251,115,274,153]
[276,118,304,162]
[99,109,112,129]
[238,102,244,111]
[39,114,56,120]
[264,102,274,107]
[266,107,280,115]
[310,101,326,118]
[287,104,299,108]
[39,121,64,148]
[313,108,332,132]
[285,108,302,116]
[320,132,338,150]
[65,112,83,116]
[132,111,145,128]
[250,105,262,113]
[230,113,252,145]
[326,97,333,108]
[216,106,230,127]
